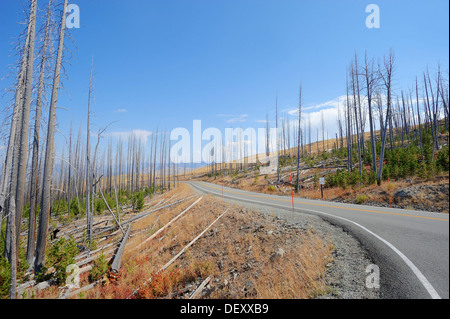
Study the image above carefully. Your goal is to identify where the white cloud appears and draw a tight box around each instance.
[279,93,437,150]
[287,95,347,116]
[217,113,249,124]
[282,96,348,145]
[227,115,248,123]
[114,108,128,113]
[307,107,340,142]
[109,129,152,143]
[283,93,393,145]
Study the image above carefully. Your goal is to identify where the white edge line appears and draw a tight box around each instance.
[302,207,442,299]
[194,182,442,299]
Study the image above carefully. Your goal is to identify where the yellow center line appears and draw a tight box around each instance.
[197,182,449,222]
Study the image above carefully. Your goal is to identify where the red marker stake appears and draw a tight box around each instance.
[289,171,295,213]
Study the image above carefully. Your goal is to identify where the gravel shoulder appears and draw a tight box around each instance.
[215,198,381,299]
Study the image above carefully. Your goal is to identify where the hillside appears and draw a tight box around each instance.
[184,129,449,214]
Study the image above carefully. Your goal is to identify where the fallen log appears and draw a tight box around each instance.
[122,195,197,226]
[75,241,116,261]
[92,196,197,240]
[110,226,131,274]
[190,276,211,299]
[76,247,117,268]
[129,208,229,298]
[59,278,107,299]
[161,208,229,272]
[99,187,125,235]
[132,196,203,253]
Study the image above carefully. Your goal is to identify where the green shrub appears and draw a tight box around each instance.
[348,169,361,186]
[0,257,11,299]
[69,198,82,217]
[0,236,30,298]
[355,194,369,205]
[89,253,109,282]
[368,170,377,185]
[131,191,145,211]
[46,236,79,284]
[52,199,68,217]
[436,145,449,172]
[426,162,437,180]
[34,265,52,283]
[313,172,319,188]
[95,197,106,214]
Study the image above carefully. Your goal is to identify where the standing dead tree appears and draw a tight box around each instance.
[1,0,36,264]
[0,0,38,300]
[27,0,55,264]
[12,0,38,257]
[35,0,69,274]
[350,62,362,176]
[275,94,280,183]
[85,59,94,246]
[377,50,395,185]
[345,74,353,172]
[362,52,379,173]
[415,77,424,158]
[296,84,302,192]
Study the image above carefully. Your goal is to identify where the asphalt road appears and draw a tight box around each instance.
[187,181,449,299]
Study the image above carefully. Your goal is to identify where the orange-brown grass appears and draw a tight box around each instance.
[192,208,334,299]
[83,192,229,299]
[77,186,334,299]
[24,185,196,299]
[254,231,333,299]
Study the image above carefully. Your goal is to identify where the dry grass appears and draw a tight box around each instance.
[58,184,334,299]
[253,232,332,299]
[30,181,335,299]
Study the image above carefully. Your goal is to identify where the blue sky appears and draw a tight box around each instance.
[0,0,448,158]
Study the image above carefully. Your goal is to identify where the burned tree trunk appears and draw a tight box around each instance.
[35,0,69,274]
[27,0,53,264]
[296,84,302,192]
[14,0,37,254]
[377,50,394,185]
[86,60,94,246]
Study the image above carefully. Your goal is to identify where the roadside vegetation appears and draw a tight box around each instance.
[11,184,335,300]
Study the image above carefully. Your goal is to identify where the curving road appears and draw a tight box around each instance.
[187,181,449,299]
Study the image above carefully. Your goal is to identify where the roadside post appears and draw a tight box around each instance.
[319,177,325,199]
